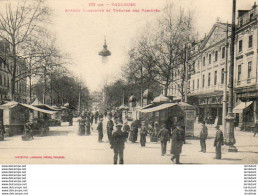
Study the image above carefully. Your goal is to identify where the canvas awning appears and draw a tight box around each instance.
[140,103,177,113]
[233,101,253,113]
[0,101,56,115]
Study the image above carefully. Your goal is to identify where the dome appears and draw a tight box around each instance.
[152,94,170,104]
[129,95,136,102]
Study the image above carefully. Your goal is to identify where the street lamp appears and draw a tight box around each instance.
[224,0,237,152]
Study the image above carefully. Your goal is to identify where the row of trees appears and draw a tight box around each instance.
[123,4,198,98]
[103,4,198,109]
[0,0,90,108]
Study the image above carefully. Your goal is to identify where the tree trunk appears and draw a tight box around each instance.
[11,45,17,101]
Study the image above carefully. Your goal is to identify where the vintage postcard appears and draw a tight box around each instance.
[0,0,257,165]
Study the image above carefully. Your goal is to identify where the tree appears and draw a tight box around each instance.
[0,0,51,100]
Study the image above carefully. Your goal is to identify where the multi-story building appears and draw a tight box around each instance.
[0,40,27,103]
[167,2,257,128]
[233,3,257,129]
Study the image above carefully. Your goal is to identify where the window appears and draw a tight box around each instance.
[222,47,225,59]
[239,40,243,52]
[215,51,218,62]
[197,79,199,89]
[209,54,212,64]
[192,80,195,90]
[202,74,205,88]
[214,71,217,85]
[208,73,211,87]
[221,68,224,84]
[248,61,252,79]
[248,35,253,48]
[238,65,241,81]
[203,57,206,66]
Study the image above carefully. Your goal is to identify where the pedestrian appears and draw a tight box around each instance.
[157,124,170,156]
[68,109,73,126]
[122,121,130,141]
[78,115,86,135]
[94,111,99,124]
[200,121,208,153]
[22,121,33,141]
[140,121,148,147]
[110,123,126,164]
[130,119,139,143]
[253,121,258,137]
[0,121,5,141]
[214,125,224,159]
[107,116,114,142]
[97,118,103,143]
[85,116,91,135]
[171,125,185,164]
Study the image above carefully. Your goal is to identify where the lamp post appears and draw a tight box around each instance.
[224,0,238,152]
[222,23,229,133]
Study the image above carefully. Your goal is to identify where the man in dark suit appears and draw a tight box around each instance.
[214,125,224,159]
[200,121,208,153]
[106,116,114,142]
[111,123,126,164]
[97,118,103,142]
[158,124,170,156]
[171,125,185,164]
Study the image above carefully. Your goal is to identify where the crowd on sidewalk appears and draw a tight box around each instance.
[75,109,238,165]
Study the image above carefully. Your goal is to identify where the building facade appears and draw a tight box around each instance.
[167,3,257,128]
[0,41,27,103]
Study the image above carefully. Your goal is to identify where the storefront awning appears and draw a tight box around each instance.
[140,103,177,113]
[233,101,253,113]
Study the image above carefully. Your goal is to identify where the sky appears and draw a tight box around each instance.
[2,0,257,92]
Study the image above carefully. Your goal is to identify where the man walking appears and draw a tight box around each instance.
[158,124,170,156]
[140,121,148,147]
[107,116,114,142]
[97,118,103,143]
[111,123,126,164]
[171,125,185,164]
[214,125,224,159]
[85,116,91,135]
[200,121,208,153]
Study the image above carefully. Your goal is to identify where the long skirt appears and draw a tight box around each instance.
[78,125,85,135]
[86,126,91,135]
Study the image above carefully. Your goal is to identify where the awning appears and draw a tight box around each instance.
[21,103,56,115]
[0,101,56,115]
[233,101,253,113]
[140,103,177,113]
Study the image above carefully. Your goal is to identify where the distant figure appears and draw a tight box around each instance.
[214,125,224,159]
[22,121,33,141]
[107,116,114,142]
[104,110,107,118]
[200,121,208,153]
[140,121,148,147]
[253,121,258,137]
[78,117,86,135]
[90,113,94,125]
[68,110,73,126]
[158,124,170,156]
[171,125,185,164]
[85,117,91,135]
[94,111,99,124]
[122,121,130,141]
[0,122,5,141]
[111,123,126,164]
[99,112,103,120]
[97,118,103,142]
[130,120,139,143]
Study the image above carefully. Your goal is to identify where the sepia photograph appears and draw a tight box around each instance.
[0,0,257,165]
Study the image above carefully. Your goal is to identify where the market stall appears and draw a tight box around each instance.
[0,101,56,136]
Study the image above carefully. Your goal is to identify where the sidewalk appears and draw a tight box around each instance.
[0,119,257,164]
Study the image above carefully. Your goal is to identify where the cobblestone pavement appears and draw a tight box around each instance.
[0,118,257,164]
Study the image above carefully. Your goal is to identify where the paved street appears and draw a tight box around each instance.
[0,118,258,164]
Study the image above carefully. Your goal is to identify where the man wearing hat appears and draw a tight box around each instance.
[214,125,224,159]
[111,122,126,164]
[106,115,114,142]
[200,121,208,153]
[140,121,148,147]
[97,118,104,142]
[157,123,170,156]
[171,124,185,164]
